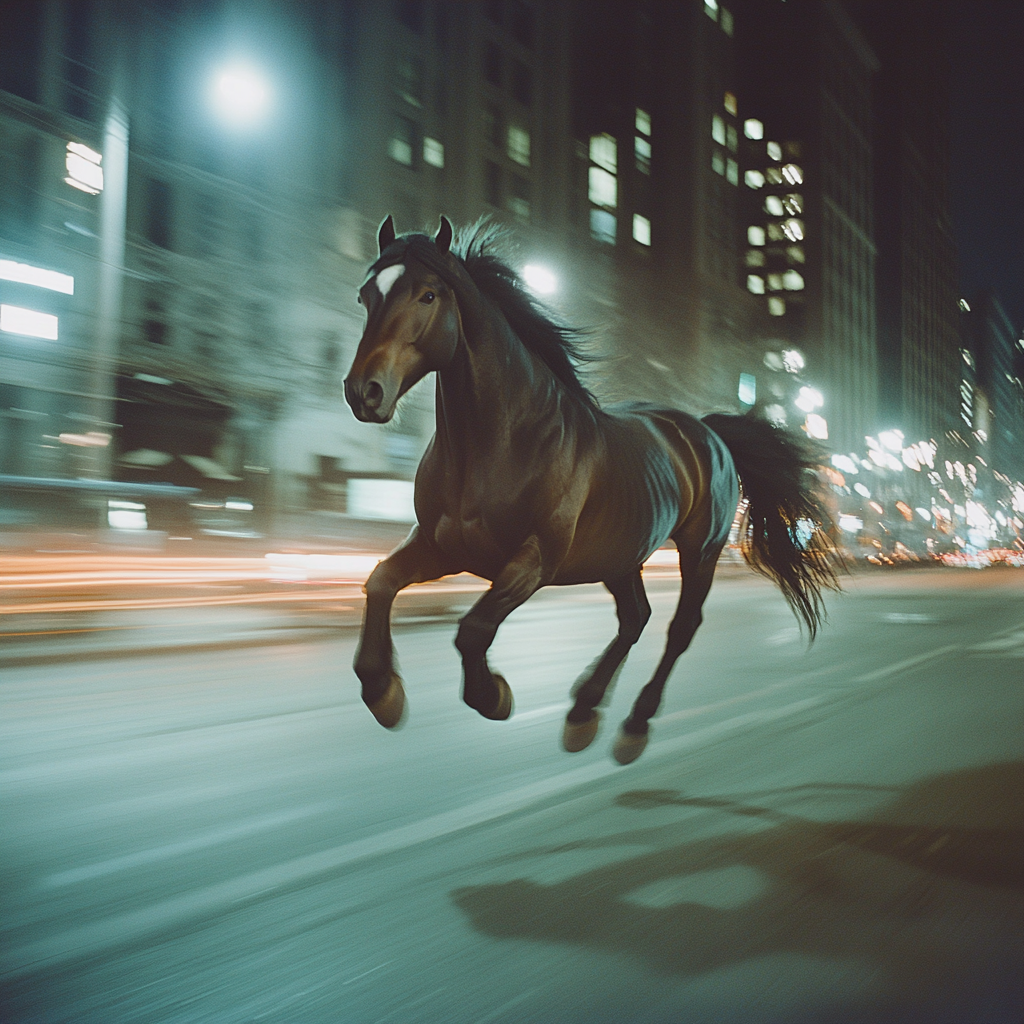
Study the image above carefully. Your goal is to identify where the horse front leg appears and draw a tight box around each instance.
[355,527,454,728]
[454,535,546,720]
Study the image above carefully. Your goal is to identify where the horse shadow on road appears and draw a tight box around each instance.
[452,762,1024,1020]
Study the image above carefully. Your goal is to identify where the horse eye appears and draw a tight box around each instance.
[420,291,435,304]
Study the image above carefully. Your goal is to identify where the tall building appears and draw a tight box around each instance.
[735,0,879,457]
[961,291,1024,486]
[573,0,760,413]
[862,0,960,458]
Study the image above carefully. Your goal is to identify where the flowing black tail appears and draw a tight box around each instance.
[703,413,842,639]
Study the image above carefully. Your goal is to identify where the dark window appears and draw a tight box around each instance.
[396,55,423,107]
[395,0,423,32]
[0,134,40,246]
[64,1,96,120]
[482,102,503,147]
[509,1,534,48]
[484,160,502,207]
[511,60,531,106]
[485,0,503,24]
[143,298,168,345]
[0,3,42,102]
[146,179,172,249]
[483,41,501,87]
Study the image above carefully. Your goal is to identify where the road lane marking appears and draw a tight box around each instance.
[42,803,333,888]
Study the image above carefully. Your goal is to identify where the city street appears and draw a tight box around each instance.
[2,567,1023,1023]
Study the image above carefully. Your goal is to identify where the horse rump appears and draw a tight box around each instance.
[702,412,842,639]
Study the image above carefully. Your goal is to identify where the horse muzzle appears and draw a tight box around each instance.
[344,377,394,423]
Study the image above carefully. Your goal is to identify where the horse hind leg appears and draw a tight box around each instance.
[563,568,650,753]
[613,547,721,765]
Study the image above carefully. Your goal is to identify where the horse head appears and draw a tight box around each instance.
[344,215,461,423]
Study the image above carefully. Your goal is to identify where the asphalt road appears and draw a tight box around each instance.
[2,568,1022,1023]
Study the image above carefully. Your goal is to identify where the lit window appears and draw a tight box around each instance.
[766,140,782,161]
[726,158,738,185]
[786,244,805,264]
[388,115,415,165]
[765,195,783,216]
[783,193,802,214]
[590,208,616,244]
[744,169,765,188]
[704,0,718,21]
[507,125,530,166]
[747,225,765,246]
[635,135,651,174]
[766,168,783,185]
[782,217,804,241]
[0,260,74,295]
[747,275,765,294]
[635,108,651,135]
[423,137,444,167]
[783,269,805,290]
[589,133,617,173]
[726,124,737,152]
[745,249,766,267]
[721,8,734,35]
[508,173,530,222]
[66,141,103,194]
[768,296,785,316]
[1,304,59,339]
[738,372,756,405]
[781,163,803,184]
[632,214,651,246]
[744,118,763,140]
[767,273,783,291]
[712,151,725,176]
[588,166,617,207]
[767,223,785,241]
[724,92,737,115]
[712,114,726,145]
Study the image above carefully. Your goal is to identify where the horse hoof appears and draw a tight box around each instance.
[562,711,601,752]
[479,674,514,721]
[365,674,407,729]
[612,726,649,765]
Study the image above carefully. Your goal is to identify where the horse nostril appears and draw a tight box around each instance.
[364,381,384,409]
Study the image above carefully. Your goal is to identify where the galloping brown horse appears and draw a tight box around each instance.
[344,216,839,764]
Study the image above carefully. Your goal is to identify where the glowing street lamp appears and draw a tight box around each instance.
[210,63,272,127]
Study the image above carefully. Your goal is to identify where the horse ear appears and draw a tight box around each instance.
[434,215,453,254]
[378,215,396,254]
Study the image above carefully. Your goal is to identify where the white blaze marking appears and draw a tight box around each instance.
[374,263,405,299]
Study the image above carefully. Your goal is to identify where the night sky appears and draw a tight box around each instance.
[948,0,1024,330]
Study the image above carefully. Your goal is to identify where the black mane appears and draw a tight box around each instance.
[375,222,595,408]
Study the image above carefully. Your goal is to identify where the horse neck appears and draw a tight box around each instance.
[434,284,553,459]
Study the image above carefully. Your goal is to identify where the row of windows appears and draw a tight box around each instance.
[587,116,653,247]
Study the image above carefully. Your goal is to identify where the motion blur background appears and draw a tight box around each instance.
[0,0,1021,560]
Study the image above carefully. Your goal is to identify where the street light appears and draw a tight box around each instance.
[210,63,273,127]
[522,265,558,296]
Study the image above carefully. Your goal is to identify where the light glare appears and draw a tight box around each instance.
[212,64,272,125]
[1,304,58,340]
[0,260,74,295]
[522,265,558,295]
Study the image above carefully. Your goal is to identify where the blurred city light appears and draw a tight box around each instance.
[65,141,103,194]
[781,348,804,373]
[804,413,828,439]
[210,63,272,126]
[878,429,904,451]
[794,386,823,412]
[0,259,74,295]
[0,304,59,340]
[522,264,558,295]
